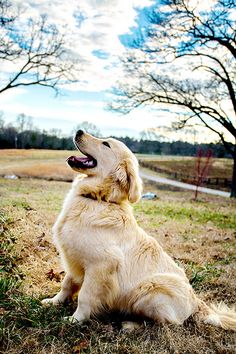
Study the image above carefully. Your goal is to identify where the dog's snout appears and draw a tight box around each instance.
[76,130,84,139]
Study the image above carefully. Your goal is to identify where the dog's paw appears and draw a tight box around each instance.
[63,316,79,324]
[41,298,59,307]
[121,321,141,331]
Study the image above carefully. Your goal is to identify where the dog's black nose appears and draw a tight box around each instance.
[76,130,84,139]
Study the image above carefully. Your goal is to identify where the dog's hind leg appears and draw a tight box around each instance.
[42,273,82,306]
[127,274,198,325]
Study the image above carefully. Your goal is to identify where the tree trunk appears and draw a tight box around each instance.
[230,143,236,198]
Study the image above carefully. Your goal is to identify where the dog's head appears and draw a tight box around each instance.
[67,130,142,203]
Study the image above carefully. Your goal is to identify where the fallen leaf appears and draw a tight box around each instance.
[73,340,89,353]
[46,269,61,282]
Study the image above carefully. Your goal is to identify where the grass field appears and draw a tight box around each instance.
[0,149,75,181]
[137,154,233,178]
[0,149,233,183]
[0,150,236,353]
[138,155,233,191]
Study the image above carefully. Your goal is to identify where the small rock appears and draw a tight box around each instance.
[4,174,18,179]
[142,192,158,200]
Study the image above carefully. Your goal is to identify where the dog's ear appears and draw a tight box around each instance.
[114,158,142,203]
[125,158,142,203]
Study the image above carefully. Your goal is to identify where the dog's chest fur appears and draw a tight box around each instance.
[52,179,137,276]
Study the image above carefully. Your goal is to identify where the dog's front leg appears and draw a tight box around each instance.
[42,273,82,306]
[70,264,119,323]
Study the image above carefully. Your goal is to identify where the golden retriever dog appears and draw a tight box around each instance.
[42,130,236,331]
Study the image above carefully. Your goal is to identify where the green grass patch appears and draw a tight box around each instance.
[0,210,20,276]
[12,199,33,210]
[185,262,223,290]
[134,200,236,229]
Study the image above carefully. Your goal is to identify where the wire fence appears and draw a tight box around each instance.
[139,161,232,189]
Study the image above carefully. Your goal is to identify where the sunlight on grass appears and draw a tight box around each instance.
[0,177,235,353]
[134,200,236,229]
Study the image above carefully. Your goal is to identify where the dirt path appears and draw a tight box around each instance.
[140,170,230,197]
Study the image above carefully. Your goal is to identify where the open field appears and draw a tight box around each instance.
[138,155,233,190]
[0,150,233,190]
[137,154,233,179]
[1,173,236,353]
[0,149,75,181]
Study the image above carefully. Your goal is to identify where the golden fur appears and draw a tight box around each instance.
[42,132,236,331]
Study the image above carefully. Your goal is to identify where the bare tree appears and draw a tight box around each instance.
[140,128,164,141]
[15,113,34,132]
[110,0,236,197]
[0,110,5,128]
[0,0,79,94]
[73,121,101,137]
[193,149,213,201]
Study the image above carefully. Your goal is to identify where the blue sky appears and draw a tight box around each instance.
[1,0,166,139]
[1,0,231,143]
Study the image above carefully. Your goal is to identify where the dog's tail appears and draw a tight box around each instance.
[195,300,236,331]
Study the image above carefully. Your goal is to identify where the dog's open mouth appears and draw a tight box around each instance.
[67,154,97,169]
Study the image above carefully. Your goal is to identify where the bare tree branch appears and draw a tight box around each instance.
[110,0,236,196]
[0,0,80,94]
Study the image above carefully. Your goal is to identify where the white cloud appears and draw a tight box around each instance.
[9,0,153,92]
[11,0,152,54]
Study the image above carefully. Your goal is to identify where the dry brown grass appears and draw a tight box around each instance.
[4,162,74,181]
[0,149,75,181]
[140,181,236,305]
[1,175,236,353]
[0,149,233,184]
[138,155,233,179]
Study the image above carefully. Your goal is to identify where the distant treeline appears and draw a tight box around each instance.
[0,126,74,150]
[0,126,233,158]
[119,137,232,158]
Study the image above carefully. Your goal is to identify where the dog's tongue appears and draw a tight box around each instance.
[67,155,96,168]
[68,156,89,163]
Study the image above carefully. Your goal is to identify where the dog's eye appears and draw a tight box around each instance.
[102,141,111,148]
